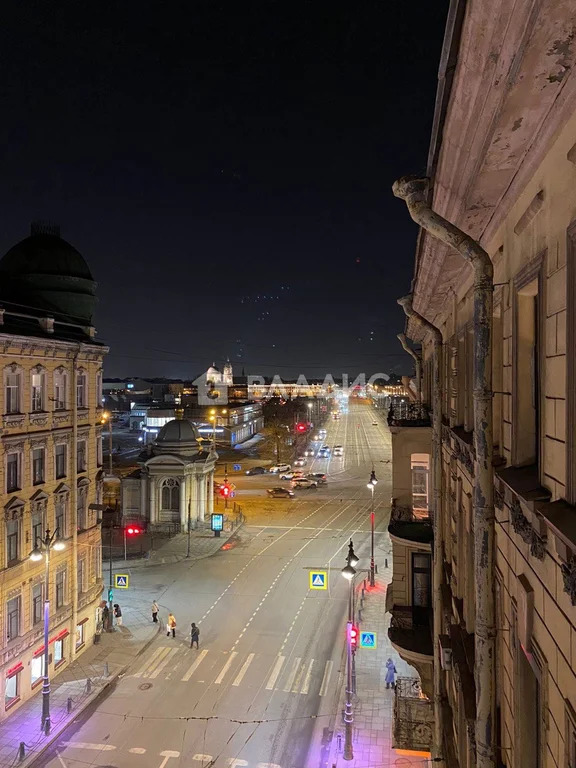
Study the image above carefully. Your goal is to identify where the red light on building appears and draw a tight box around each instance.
[126,526,142,536]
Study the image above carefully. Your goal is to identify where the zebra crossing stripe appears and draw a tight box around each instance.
[319,660,333,696]
[182,649,209,682]
[149,648,179,679]
[232,653,254,686]
[291,660,306,693]
[142,647,172,678]
[133,646,165,678]
[283,657,301,692]
[214,652,238,684]
[265,655,285,690]
[300,659,314,694]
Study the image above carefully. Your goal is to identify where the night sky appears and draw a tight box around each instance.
[1,2,448,380]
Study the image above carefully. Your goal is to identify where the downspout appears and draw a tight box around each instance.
[70,345,80,659]
[397,295,444,767]
[393,176,495,768]
[397,332,422,402]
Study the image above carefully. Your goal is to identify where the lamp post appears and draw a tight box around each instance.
[209,408,227,447]
[367,469,378,586]
[30,528,65,734]
[341,539,359,761]
[101,412,113,475]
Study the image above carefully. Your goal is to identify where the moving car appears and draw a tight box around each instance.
[318,449,330,458]
[280,470,304,480]
[245,466,267,475]
[372,421,378,426]
[308,473,327,484]
[267,487,295,498]
[269,463,291,473]
[318,429,327,439]
[333,445,343,456]
[291,478,318,489]
[294,457,308,467]
[304,447,315,456]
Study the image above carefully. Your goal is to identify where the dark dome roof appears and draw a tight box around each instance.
[153,419,201,459]
[0,223,97,324]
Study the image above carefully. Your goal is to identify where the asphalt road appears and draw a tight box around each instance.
[34,403,391,768]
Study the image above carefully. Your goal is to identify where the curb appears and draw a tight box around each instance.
[24,624,161,768]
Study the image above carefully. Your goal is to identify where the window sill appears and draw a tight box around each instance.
[54,659,66,669]
[75,643,85,652]
[31,678,43,690]
[33,480,45,487]
[5,697,20,712]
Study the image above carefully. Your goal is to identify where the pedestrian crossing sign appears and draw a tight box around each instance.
[309,570,327,590]
[360,631,377,648]
[114,574,129,589]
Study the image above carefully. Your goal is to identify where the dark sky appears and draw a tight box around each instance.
[0,1,448,380]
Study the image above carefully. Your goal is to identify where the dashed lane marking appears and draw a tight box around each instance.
[265,655,285,690]
[232,652,254,686]
[214,651,238,684]
[129,748,147,754]
[181,649,209,681]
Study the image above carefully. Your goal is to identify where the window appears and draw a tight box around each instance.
[31,510,43,547]
[77,440,86,472]
[30,656,43,687]
[54,370,67,410]
[6,519,19,565]
[566,700,576,768]
[55,569,66,609]
[5,370,21,413]
[93,544,102,580]
[411,552,431,627]
[411,453,430,517]
[514,277,540,467]
[77,558,85,593]
[76,622,85,649]
[516,644,544,768]
[97,435,103,467]
[161,478,180,511]
[32,447,45,484]
[32,583,43,626]
[4,669,20,709]
[54,638,65,665]
[6,452,20,492]
[6,596,21,640]
[55,443,67,479]
[76,371,87,408]
[96,370,103,405]
[31,371,45,411]
[55,496,67,538]
[77,489,87,531]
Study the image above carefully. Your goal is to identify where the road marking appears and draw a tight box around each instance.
[232,653,254,686]
[291,659,306,693]
[214,651,238,684]
[283,657,301,692]
[141,646,172,678]
[265,655,285,690]
[129,748,147,754]
[319,660,333,696]
[149,648,179,679]
[159,751,180,768]
[61,742,116,751]
[300,659,314,694]
[182,649,209,681]
[227,760,248,767]
[257,763,282,768]
[192,755,213,762]
[133,646,165,677]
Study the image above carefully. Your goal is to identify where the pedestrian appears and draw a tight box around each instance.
[102,604,110,631]
[167,613,176,638]
[385,658,397,689]
[190,622,200,649]
[151,600,159,623]
[113,603,123,627]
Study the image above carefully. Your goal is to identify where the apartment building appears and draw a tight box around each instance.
[0,224,107,720]
[387,1,576,767]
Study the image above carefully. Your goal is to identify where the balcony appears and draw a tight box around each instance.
[393,676,433,753]
[388,401,430,427]
[389,505,433,548]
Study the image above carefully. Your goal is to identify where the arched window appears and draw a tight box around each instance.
[161,478,180,511]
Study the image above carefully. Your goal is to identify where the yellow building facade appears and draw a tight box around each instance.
[0,224,107,720]
[388,1,576,766]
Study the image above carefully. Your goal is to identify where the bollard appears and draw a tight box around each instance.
[67,697,73,713]
[18,743,25,762]
[104,662,109,677]
[85,678,92,694]
[385,558,388,569]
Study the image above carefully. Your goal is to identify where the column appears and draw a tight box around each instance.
[198,476,205,522]
[140,473,147,519]
[190,471,198,525]
[179,477,187,528]
[149,476,156,524]
[208,472,214,516]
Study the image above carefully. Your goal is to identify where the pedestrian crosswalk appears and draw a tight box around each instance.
[132,646,334,697]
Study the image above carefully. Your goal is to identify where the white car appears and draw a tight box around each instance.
[294,457,308,467]
[291,478,318,489]
[280,470,304,480]
[334,448,344,457]
[270,463,291,473]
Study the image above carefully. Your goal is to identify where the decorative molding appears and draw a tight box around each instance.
[561,555,576,606]
[30,436,48,448]
[510,499,546,560]
[514,190,544,235]
[3,439,25,451]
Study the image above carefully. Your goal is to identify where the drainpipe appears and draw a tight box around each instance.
[70,345,80,659]
[397,294,444,767]
[397,332,422,402]
[394,176,495,768]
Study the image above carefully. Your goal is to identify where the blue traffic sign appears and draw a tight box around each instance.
[233,463,241,471]
[114,574,129,589]
[360,631,377,648]
[309,570,327,590]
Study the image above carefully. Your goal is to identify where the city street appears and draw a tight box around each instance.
[33,404,392,768]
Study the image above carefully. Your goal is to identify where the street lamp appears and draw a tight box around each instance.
[367,470,378,586]
[101,411,113,475]
[30,528,65,734]
[341,539,358,761]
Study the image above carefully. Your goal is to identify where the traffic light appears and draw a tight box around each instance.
[296,422,307,433]
[219,484,231,498]
[349,624,359,651]
[125,525,142,536]
[108,588,113,603]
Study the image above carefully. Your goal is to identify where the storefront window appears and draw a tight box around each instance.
[30,656,43,686]
[5,671,20,708]
[76,622,85,649]
[54,638,64,665]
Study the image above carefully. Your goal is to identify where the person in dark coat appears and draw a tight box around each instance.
[113,603,123,627]
[190,623,200,649]
[385,658,397,689]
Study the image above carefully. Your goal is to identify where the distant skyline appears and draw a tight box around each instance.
[1,2,449,378]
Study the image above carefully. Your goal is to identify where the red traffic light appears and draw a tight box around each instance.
[126,526,142,536]
[219,484,231,497]
[349,625,359,648]
[296,422,307,433]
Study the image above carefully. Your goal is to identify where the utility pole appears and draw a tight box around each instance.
[186,498,191,558]
[367,470,378,586]
[341,540,359,761]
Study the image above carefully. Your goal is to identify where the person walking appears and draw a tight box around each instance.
[385,658,397,689]
[151,600,159,623]
[167,613,176,638]
[113,603,123,627]
[190,622,200,649]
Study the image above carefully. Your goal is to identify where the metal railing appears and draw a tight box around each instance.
[393,676,433,752]
[387,401,430,426]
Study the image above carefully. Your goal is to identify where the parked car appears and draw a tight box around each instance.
[246,466,267,475]
[269,463,291,473]
[308,473,327,484]
[280,470,304,480]
[294,457,308,467]
[267,487,295,498]
[291,478,318,489]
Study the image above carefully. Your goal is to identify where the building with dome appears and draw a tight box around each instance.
[205,361,233,387]
[120,419,217,528]
[0,222,108,722]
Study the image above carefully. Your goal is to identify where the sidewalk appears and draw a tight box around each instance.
[328,564,431,768]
